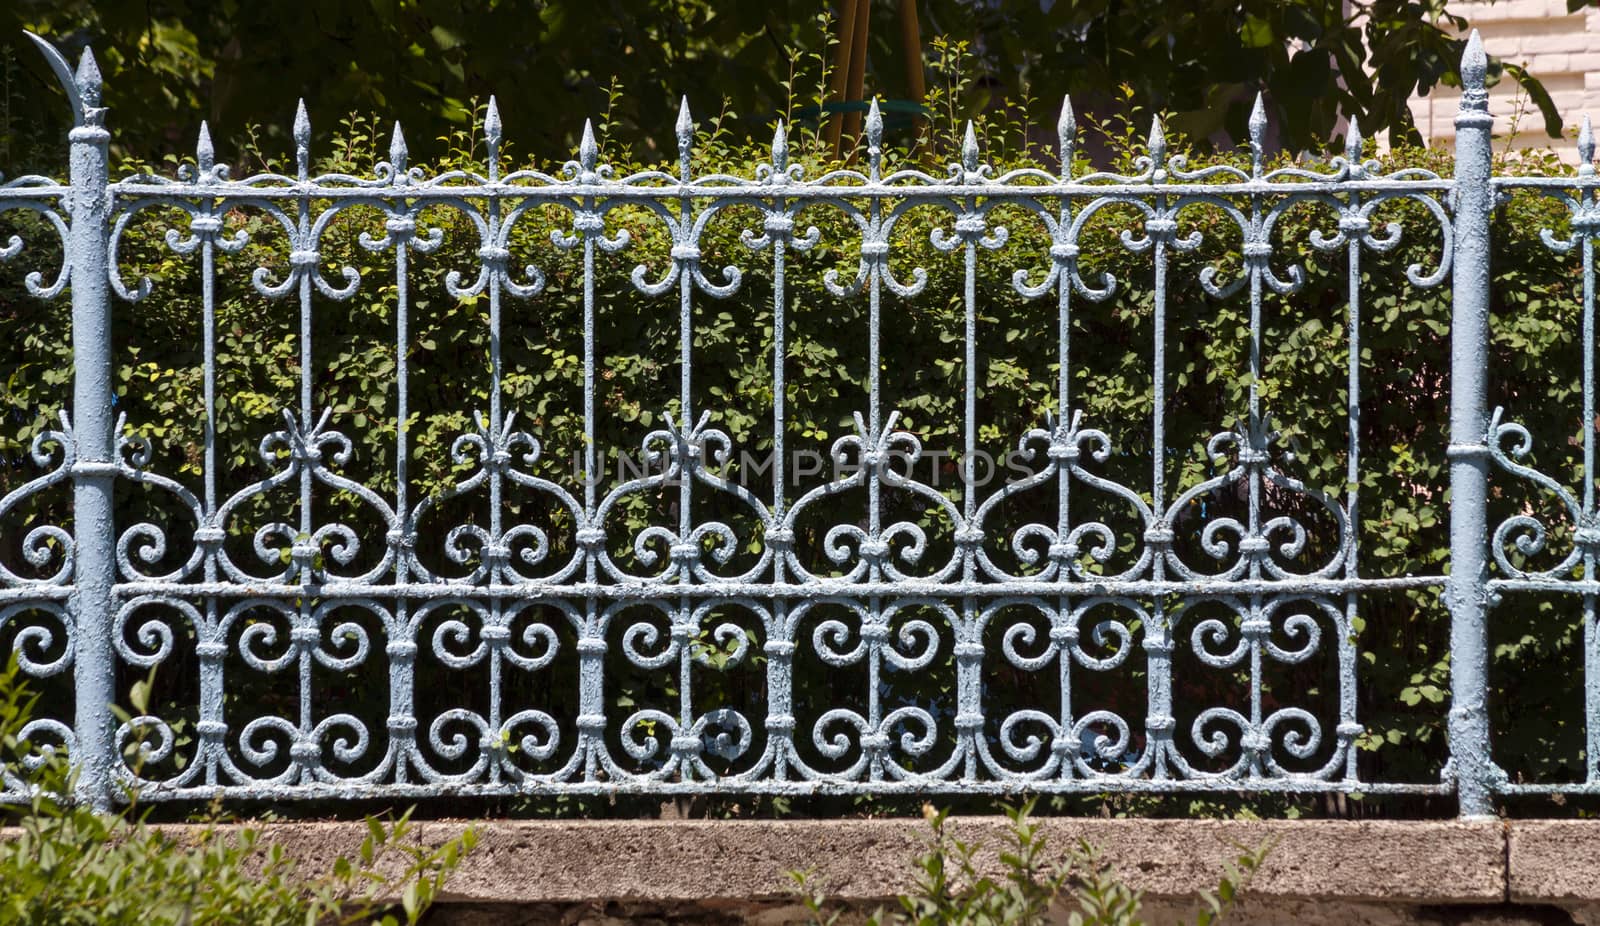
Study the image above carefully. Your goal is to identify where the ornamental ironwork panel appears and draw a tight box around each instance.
[0,30,1583,816]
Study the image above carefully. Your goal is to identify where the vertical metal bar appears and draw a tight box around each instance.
[1054,105,1076,781]
[1579,124,1598,784]
[1147,118,1175,780]
[579,208,601,782]
[292,102,317,785]
[1245,116,1267,779]
[674,101,696,779]
[1150,121,1169,544]
[387,124,416,785]
[390,123,412,582]
[955,124,982,782]
[865,108,885,784]
[1447,30,1496,818]
[294,101,314,493]
[767,123,795,780]
[484,99,506,787]
[960,229,981,781]
[65,48,115,810]
[583,219,598,573]
[577,119,604,784]
[866,103,885,530]
[1584,225,1597,783]
[195,123,225,788]
[1342,133,1366,780]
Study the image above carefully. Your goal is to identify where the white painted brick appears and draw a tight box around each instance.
[1520,29,1594,55]
[1477,34,1521,56]
[1527,52,1573,73]
[1384,4,1600,164]
[1458,0,1539,19]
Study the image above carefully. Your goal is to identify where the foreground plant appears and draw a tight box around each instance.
[794,800,1266,926]
[0,658,476,926]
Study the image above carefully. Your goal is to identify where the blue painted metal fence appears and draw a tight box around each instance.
[0,31,1588,816]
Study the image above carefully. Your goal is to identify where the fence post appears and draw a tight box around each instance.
[41,38,118,810]
[1447,30,1496,819]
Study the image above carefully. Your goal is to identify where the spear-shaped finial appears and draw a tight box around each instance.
[1057,95,1075,174]
[1581,115,1595,175]
[676,95,693,177]
[962,120,979,173]
[1248,92,1267,170]
[484,96,502,151]
[484,96,502,181]
[1461,29,1487,92]
[1345,115,1364,164]
[197,121,215,174]
[75,47,102,109]
[865,98,884,175]
[772,119,788,172]
[293,99,311,176]
[389,121,408,174]
[1148,115,1167,166]
[579,118,598,173]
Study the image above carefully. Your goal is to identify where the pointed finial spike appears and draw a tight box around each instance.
[1345,115,1363,162]
[1581,115,1595,168]
[676,96,693,144]
[1057,95,1075,159]
[1461,29,1487,90]
[962,120,979,170]
[293,100,311,149]
[293,100,311,176]
[197,121,215,171]
[675,96,693,174]
[579,118,598,171]
[484,96,502,148]
[866,97,883,149]
[1249,93,1267,146]
[389,121,408,170]
[75,47,102,107]
[1148,115,1167,163]
[772,120,788,170]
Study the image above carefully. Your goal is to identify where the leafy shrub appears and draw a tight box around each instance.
[0,658,477,925]
[792,800,1266,925]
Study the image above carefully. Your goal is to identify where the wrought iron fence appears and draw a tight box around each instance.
[0,31,1590,816]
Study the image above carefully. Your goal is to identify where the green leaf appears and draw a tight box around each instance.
[1503,62,1563,138]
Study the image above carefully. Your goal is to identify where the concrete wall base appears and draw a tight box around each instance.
[23,817,1600,924]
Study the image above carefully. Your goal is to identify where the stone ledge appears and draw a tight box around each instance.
[428,818,1508,906]
[1509,820,1600,904]
[56,816,1600,919]
[126,818,1505,907]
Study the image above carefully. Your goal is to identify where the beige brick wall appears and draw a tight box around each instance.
[1408,0,1600,160]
